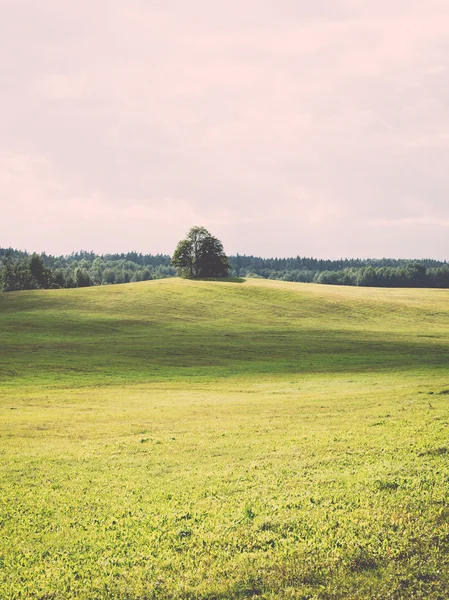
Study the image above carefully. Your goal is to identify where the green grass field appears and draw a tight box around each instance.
[1,278,449,599]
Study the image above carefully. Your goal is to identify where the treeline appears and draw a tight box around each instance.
[1,248,449,291]
[0,249,176,291]
[230,254,446,273]
[230,255,449,287]
[314,264,449,287]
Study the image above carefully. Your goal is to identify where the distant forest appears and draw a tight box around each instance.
[1,247,449,291]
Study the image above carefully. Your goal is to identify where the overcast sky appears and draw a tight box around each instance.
[1,1,449,258]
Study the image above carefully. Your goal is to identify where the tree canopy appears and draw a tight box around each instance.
[171,226,230,278]
[2,246,449,291]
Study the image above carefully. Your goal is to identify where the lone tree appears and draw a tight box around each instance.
[172,226,230,278]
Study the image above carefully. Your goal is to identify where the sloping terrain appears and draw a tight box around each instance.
[1,278,449,387]
[1,279,449,599]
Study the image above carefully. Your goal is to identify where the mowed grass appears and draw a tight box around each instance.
[1,278,449,599]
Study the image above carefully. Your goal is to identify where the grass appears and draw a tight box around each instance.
[1,278,449,598]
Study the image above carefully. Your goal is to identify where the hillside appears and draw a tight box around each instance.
[1,277,449,388]
[1,279,449,599]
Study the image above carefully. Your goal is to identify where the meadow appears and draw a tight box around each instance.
[1,278,449,599]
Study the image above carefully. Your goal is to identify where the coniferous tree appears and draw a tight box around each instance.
[29,254,50,288]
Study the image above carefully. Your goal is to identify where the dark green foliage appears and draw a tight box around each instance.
[1,253,17,292]
[172,226,230,278]
[230,257,449,288]
[229,254,446,273]
[172,238,195,277]
[29,253,50,288]
[2,245,449,291]
[1,252,48,291]
[75,267,91,288]
[0,249,176,292]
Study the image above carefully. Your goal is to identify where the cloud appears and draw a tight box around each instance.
[1,1,449,257]
[374,216,449,228]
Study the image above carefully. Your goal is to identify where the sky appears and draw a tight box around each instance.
[1,0,449,259]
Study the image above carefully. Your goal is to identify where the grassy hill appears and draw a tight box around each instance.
[2,277,449,387]
[1,279,449,599]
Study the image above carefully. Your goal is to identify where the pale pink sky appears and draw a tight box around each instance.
[1,0,449,258]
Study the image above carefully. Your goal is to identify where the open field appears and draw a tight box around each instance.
[1,279,449,599]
